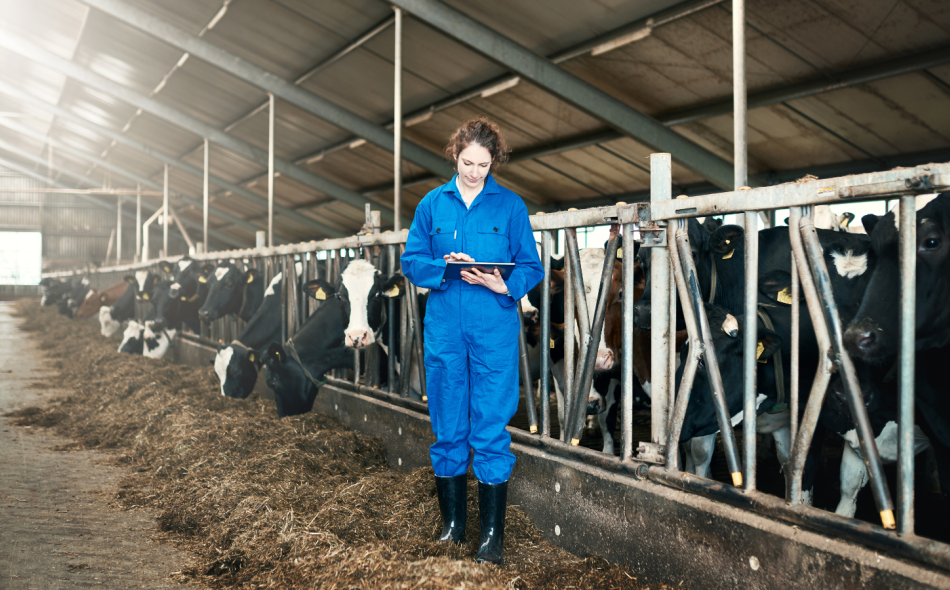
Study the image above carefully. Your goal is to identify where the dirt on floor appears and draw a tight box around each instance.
[7,299,667,590]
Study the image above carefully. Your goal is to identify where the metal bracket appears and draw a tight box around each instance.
[636,441,666,465]
[639,223,667,248]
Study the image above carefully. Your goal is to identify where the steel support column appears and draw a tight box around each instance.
[136,183,141,261]
[393,7,403,233]
[650,154,672,446]
[268,93,275,248]
[203,138,209,250]
[163,164,169,256]
[388,0,736,189]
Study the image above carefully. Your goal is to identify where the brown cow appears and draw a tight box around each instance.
[75,279,131,319]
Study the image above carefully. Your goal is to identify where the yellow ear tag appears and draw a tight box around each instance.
[315,288,326,301]
[550,338,556,349]
[722,249,735,260]
[142,293,149,300]
[100,295,106,302]
[181,296,187,301]
[386,285,400,297]
[756,341,767,363]
[247,275,254,284]
[248,352,255,363]
[777,287,794,305]
[198,276,207,283]
[617,247,623,259]
[275,351,282,362]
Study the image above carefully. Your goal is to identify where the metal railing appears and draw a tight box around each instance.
[40,160,950,572]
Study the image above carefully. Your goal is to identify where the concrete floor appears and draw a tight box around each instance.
[0,302,196,589]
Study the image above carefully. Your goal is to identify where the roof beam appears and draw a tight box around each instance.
[389,0,736,189]
[0,151,242,250]
[0,29,410,229]
[0,117,263,248]
[0,79,344,239]
[78,0,454,180]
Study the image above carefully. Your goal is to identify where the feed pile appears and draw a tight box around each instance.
[8,299,662,589]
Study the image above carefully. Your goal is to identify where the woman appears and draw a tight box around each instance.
[401,117,543,565]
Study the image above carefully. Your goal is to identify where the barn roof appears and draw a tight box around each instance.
[1,0,948,250]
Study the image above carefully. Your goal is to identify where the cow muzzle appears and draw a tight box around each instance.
[345,329,374,349]
[844,319,883,359]
[586,397,605,415]
[595,348,614,371]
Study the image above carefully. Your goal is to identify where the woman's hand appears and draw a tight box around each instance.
[461,266,508,295]
[443,252,474,262]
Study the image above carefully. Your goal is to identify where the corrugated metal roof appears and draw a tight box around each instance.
[0,0,948,251]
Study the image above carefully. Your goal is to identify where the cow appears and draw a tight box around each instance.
[142,320,177,359]
[263,293,354,418]
[844,193,950,498]
[213,271,288,399]
[99,276,137,336]
[60,277,91,318]
[118,320,146,355]
[133,270,158,302]
[40,277,71,307]
[197,262,264,323]
[76,278,131,319]
[167,257,213,333]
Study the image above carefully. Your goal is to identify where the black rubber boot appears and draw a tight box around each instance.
[435,474,467,544]
[475,480,508,565]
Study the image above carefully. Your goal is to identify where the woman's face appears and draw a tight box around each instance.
[456,143,492,189]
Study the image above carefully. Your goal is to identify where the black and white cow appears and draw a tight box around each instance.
[99,275,137,337]
[118,320,146,354]
[263,293,354,417]
[845,193,950,498]
[142,320,177,359]
[133,270,158,302]
[167,257,212,333]
[213,271,288,399]
[197,262,264,323]
[60,276,92,318]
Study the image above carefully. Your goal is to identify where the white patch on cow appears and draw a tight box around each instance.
[170,282,181,291]
[417,287,430,295]
[135,271,149,293]
[264,272,283,297]
[84,289,95,300]
[295,261,303,276]
[81,277,89,286]
[119,320,144,353]
[214,266,230,281]
[520,294,537,314]
[641,381,651,398]
[721,314,738,336]
[578,248,614,371]
[730,394,767,427]
[890,194,939,230]
[214,346,234,396]
[178,259,193,272]
[341,260,378,348]
[100,306,121,337]
[831,250,867,279]
[142,322,176,359]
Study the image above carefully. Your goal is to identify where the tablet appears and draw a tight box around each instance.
[443,261,515,281]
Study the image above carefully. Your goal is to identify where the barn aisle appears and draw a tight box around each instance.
[0,302,196,589]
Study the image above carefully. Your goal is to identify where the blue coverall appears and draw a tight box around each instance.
[401,174,544,484]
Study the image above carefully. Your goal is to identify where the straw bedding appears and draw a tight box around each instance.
[7,299,667,589]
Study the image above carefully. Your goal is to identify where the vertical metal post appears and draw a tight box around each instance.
[116,197,122,263]
[650,153,672,447]
[203,137,209,251]
[743,210,758,491]
[387,244,397,393]
[163,164,169,257]
[135,183,142,262]
[733,0,747,192]
[540,230,552,438]
[563,228,591,443]
[393,7,403,232]
[562,237,575,441]
[281,256,288,344]
[790,250,800,443]
[267,93,275,248]
[518,300,539,434]
[621,223,635,461]
[897,195,917,535]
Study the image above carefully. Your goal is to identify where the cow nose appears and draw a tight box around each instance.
[844,320,881,357]
[346,330,371,349]
[595,349,614,371]
[169,286,180,298]
[198,309,210,320]
[586,398,603,415]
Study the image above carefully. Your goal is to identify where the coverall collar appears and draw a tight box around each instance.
[446,173,501,211]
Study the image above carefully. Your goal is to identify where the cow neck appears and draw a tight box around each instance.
[236,276,251,318]
[755,305,786,408]
[284,337,327,391]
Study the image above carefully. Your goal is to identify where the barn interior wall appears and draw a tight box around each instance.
[0,167,189,273]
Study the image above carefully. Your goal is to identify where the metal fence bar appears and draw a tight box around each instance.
[649,153,672,448]
[742,211,759,492]
[387,244,397,394]
[517,300,539,434]
[621,223,635,461]
[790,251,800,444]
[562,236,575,441]
[540,229,552,438]
[563,228,591,445]
[898,195,917,535]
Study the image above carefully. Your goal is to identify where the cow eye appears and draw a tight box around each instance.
[922,237,941,251]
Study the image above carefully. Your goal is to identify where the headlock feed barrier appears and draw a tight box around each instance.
[43,160,950,575]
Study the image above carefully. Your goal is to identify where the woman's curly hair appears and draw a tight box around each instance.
[443,116,511,175]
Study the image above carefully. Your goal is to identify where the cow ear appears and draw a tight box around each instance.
[550,269,564,294]
[757,329,783,362]
[862,214,881,236]
[161,262,174,274]
[246,268,260,284]
[303,279,333,301]
[265,343,285,365]
[759,271,800,305]
[709,225,744,256]
[124,275,135,284]
[379,274,405,298]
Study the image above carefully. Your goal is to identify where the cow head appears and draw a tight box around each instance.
[263,343,314,417]
[212,343,261,399]
[146,279,180,331]
[198,262,247,322]
[142,320,176,359]
[118,320,145,354]
[133,270,158,302]
[845,194,950,360]
[306,260,402,350]
[168,257,202,301]
[676,305,783,441]
[99,305,122,337]
[577,248,623,373]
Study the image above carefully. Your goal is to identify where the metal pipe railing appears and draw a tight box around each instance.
[539,229,553,438]
[897,195,917,535]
